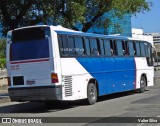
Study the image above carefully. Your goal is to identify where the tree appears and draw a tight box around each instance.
[0,0,152,36]
[0,38,6,69]
[57,0,152,32]
[0,0,55,36]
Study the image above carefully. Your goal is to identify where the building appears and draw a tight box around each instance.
[108,14,132,37]
[146,33,160,44]
[145,33,160,57]
[86,13,132,37]
[132,28,153,45]
[132,28,155,56]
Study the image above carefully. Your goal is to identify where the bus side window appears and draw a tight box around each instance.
[135,42,141,56]
[90,38,99,56]
[125,41,129,55]
[128,41,134,56]
[122,41,126,55]
[74,37,84,56]
[98,39,105,56]
[84,38,91,56]
[68,36,75,56]
[104,39,112,56]
[58,36,63,56]
[58,35,69,56]
[116,40,124,56]
[148,44,153,65]
[133,42,136,55]
[140,42,146,57]
[144,43,149,57]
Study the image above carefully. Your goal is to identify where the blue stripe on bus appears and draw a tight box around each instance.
[76,57,136,96]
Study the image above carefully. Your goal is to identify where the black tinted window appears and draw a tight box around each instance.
[128,41,134,56]
[74,37,84,55]
[140,42,145,56]
[144,43,148,57]
[90,38,99,55]
[12,27,50,42]
[116,40,123,56]
[135,42,141,56]
[68,37,75,56]
[99,39,105,55]
[62,36,68,56]
[84,38,91,55]
[104,39,112,56]
[58,36,63,55]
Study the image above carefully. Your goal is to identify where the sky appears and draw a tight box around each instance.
[131,0,160,33]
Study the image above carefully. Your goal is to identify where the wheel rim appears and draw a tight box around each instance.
[89,87,96,100]
[140,77,146,88]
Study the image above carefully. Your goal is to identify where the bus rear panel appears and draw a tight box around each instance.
[7,26,62,101]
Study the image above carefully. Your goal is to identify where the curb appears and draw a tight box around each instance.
[0,96,10,103]
[0,90,10,103]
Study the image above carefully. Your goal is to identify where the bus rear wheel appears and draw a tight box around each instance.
[139,76,147,93]
[87,83,97,105]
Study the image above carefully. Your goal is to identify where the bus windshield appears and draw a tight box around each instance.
[10,27,50,61]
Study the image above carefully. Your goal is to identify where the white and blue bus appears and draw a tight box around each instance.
[6,25,154,104]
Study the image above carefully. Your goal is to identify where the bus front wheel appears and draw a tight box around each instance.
[139,76,147,93]
[87,83,97,105]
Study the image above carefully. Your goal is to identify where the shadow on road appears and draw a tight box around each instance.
[0,90,142,114]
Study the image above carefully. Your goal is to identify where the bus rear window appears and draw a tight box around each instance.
[12,27,49,42]
[10,39,49,61]
[10,27,50,61]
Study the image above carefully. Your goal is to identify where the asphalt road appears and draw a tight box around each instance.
[0,72,160,126]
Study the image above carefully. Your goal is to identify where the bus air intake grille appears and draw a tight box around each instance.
[64,76,72,97]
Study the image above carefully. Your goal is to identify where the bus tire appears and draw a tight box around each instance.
[87,83,97,105]
[139,76,147,93]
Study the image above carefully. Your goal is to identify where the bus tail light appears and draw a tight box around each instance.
[7,77,11,86]
[51,73,59,83]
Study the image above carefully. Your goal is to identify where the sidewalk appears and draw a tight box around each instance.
[0,84,10,103]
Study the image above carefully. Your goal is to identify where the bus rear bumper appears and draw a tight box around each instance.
[8,85,62,102]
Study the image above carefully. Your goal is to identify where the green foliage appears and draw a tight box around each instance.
[0,58,6,69]
[0,39,6,69]
[0,0,55,35]
[0,39,6,58]
[0,0,152,36]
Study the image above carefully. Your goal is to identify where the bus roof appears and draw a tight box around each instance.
[51,25,148,42]
[10,25,149,43]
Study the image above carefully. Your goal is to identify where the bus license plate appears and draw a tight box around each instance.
[26,80,35,85]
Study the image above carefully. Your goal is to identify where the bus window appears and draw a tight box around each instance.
[144,43,149,57]
[62,36,69,56]
[90,38,99,56]
[58,36,63,56]
[140,42,145,56]
[110,40,115,55]
[124,41,129,55]
[11,27,50,61]
[68,36,75,56]
[84,38,91,56]
[122,41,126,55]
[147,44,153,66]
[128,41,134,56]
[98,39,105,56]
[12,27,46,42]
[104,39,111,56]
[74,37,84,56]
[135,42,141,56]
[116,40,124,56]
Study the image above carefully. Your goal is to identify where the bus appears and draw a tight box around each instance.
[6,25,154,105]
